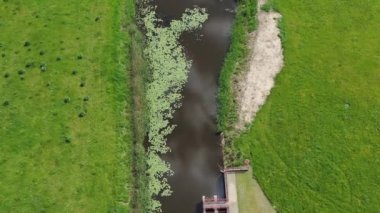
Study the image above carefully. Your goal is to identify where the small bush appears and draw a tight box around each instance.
[56,57,61,61]
[64,97,70,104]
[18,70,25,75]
[78,111,86,118]
[24,41,30,47]
[1,53,5,58]
[261,2,273,12]
[83,96,89,102]
[72,70,77,75]
[4,73,9,78]
[3,100,9,106]
[77,55,83,60]
[25,62,34,68]
[39,51,45,56]
[64,136,71,143]
[95,16,100,22]
[20,76,25,80]
[40,64,47,72]
[80,81,85,87]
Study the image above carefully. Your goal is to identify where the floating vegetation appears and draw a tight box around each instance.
[142,5,208,211]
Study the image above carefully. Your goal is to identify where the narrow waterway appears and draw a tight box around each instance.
[154,0,236,212]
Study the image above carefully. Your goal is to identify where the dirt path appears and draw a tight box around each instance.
[236,0,284,129]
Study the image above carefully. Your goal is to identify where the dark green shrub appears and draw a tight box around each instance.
[95,16,100,22]
[18,70,25,75]
[25,62,34,68]
[72,70,77,75]
[83,96,89,102]
[39,51,45,55]
[4,73,9,78]
[56,57,61,61]
[77,55,83,60]
[1,53,5,58]
[24,41,30,47]
[80,81,85,87]
[3,100,9,106]
[78,112,86,118]
[20,76,25,80]
[64,136,71,143]
[64,97,70,104]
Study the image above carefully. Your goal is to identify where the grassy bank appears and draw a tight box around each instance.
[235,0,380,212]
[0,0,136,211]
[218,0,257,136]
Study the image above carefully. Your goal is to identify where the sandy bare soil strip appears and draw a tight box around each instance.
[236,0,284,129]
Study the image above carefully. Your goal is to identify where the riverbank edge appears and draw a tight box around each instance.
[217,0,257,165]
[123,0,150,212]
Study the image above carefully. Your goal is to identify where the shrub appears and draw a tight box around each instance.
[63,97,70,103]
[83,96,89,102]
[18,70,25,75]
[39,51,45,56]
[64,136,71,143]
[78,112,86,118]
[3,100,9,106]
[25,62,34,68]
[72,70,77,75]
[40,64,47,72]
[4,73,9,78]
[56,57,61,61]
[23,41,30,47]
[77,55,83,60]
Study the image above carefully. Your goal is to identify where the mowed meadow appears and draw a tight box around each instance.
[0,0,135,211]
[236,0,380,212]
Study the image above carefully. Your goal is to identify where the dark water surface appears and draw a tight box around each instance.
[155,0,236,212]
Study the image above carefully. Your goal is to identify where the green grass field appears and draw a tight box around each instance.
[235,0,380,212]
[0,0,135,211]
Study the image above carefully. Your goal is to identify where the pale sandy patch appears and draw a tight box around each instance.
[236,0,284,129]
